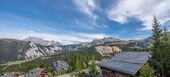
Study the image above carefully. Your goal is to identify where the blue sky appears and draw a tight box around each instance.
[0,0,170,44]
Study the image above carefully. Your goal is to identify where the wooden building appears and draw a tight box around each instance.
[97,52,151,77]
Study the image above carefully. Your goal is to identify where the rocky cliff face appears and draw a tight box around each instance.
[95,46,122,56]
[24,42,62,59]
[0,38,62,62]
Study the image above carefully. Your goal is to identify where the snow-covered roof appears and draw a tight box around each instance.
[97,52,151,75]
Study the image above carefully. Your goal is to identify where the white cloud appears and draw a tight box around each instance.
[107,0,170,30]
[0,29,110,45]
[73,0,110,30]
[75,19,108,30]
[0,13,112,44]
[73,0,98,19]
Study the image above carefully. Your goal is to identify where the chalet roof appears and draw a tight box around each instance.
[53,61,69,71]
[97,52,151,75]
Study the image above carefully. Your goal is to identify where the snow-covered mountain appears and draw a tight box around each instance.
[23,37,62,46]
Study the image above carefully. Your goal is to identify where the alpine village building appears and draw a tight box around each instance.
[97,52,151,77]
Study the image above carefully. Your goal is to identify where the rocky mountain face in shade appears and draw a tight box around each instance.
[0,38,62,63]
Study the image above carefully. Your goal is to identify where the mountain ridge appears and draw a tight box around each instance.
[23,36,62,46]
[0,36,151,64]
[0,38,62,64]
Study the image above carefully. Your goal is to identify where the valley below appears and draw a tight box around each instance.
[0,36,151,77]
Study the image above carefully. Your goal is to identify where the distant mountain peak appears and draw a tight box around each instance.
[23,36,62,46]
[24,36,44,41]
[91,37,121,45]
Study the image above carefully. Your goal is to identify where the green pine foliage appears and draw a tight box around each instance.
[140,64,155,77]
[0,47,102,76]
[88,60,99,77]
[151,16,170,77]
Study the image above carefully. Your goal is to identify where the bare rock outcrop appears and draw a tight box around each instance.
[95,46,122,56]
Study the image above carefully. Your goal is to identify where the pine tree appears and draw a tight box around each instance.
[89,60,98,77]
[151,16,163,77]
[151,16,163,56]
[151,16,168,77]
